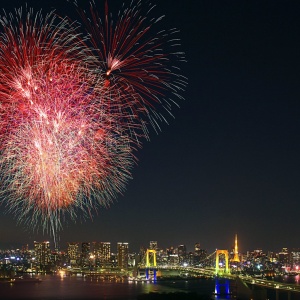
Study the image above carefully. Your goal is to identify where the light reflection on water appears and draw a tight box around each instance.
[0,274,217,299]
[278,274,300,284]
[3,274,300,300]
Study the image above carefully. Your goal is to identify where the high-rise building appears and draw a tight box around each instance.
[188,252,194,266]
[194,243,207,266]
[34,241,51,270]
[178,245,187,264]
[178,245,186,256]
[67,242,79,265]
[128,253,136,267]
[117,242,129,269]
[94,242,111,266]
[150,241,157,250]
[195,243,201,253]
[278,248,289,269]
[22,244,29,254]
[194,243,201,265]
[166,246,175,256]
[81,242,90,266]
[290,249,300,270]
[198,249,207,261]
[110,252,117,267]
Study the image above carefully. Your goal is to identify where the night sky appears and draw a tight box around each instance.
[0,0,300,255]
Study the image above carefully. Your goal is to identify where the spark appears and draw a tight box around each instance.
[0,1,186,237]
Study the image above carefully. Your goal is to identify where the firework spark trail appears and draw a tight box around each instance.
[74,0,187,135]
[0,7,91,137]
[0,1,186,237]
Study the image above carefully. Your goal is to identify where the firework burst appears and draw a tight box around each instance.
[0,8,134,233]
[74,0,187,135]
[0,1,186,235]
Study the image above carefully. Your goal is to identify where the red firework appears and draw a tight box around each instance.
[0,1,186,234]
[75,0,187,134]
[0,9,134,231]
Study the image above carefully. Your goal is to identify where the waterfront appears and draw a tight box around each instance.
[0,274,223,300]
[3,273,300,300]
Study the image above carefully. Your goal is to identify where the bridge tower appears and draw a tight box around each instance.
[216,250,230,275]
[145,249,157,280]
[214,277,231,296]
[232,233,240,263]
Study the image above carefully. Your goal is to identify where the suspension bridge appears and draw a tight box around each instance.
[136,238,300,300]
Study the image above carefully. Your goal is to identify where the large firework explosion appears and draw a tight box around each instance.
[0,1,186,237]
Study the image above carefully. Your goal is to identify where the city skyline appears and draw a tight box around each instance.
[0,0,300,254]
[0,235,296,256]
[2,235,300,272]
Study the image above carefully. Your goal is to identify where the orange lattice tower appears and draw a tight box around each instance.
[232,234,240,262]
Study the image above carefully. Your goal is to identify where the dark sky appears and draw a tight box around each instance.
[1,0,300,255]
